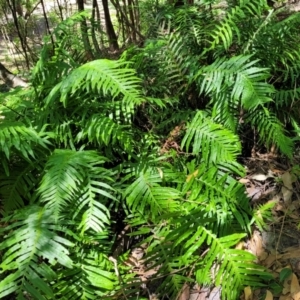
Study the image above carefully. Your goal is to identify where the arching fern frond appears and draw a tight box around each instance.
[181,111,241,164]
[211,92,239,132]
[183,164,251,234]
[207,0,267,51]
[0,160,43,213]
[247,107,293,157]
[53,249,116,298]
[198,55,274,109]
[45,60,144,116]
[0,121,49,162]
[124,167,181,221]
[274,86,300,108]
[38,150,116,230]
[76,115,134,153]
[146,209,270,299]
[0,205,73,299]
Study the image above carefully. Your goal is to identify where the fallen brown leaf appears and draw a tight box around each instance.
[291,273,300,294]
[239,178,250,184]
[292,291,300,300]
[279,295,291,300]
[281,249,300,260]
[244,286,252,300]
[265,290,273,300]
[248,231,263,257]
[263,253,282,268]
[177,283,190,300]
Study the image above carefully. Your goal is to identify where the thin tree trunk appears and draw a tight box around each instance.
[40,0,55,48]
[77,0,95,60]
[102,0,119,51]
[91,0,102,56]
[7,0,30,69]
[127,0,136,42]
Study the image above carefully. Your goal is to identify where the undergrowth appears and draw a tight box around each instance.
[0,0,300,299]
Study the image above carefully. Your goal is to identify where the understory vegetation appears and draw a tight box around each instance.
[1,0,300,299]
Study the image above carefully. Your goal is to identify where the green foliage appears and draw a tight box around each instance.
[3,0,300,298]
[0,205,73,299]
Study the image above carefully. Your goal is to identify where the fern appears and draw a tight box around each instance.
[58,60,144,113]
[0,206,73,299]
[247,107,293,157]
[145,209,270,300]
[183,163,251,234]
[53,249,117,298]
[198,54,274,110]
[182,111,241,164]
[38,150,116,231]
[0,121,48,160]
[0,160,43,213]
[76,115,134,153]
[124,167,181,221]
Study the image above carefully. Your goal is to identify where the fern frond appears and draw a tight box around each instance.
[124,167,181,220]
[275,87,300,108]
[0,206,73,299]
[38,150,116,228]
[198,232,270,299]
[53,249,116,298]
[181,111,241,164]
[51,60,144,113]
[251,200,275,231]
[211,92,239,132]
[0,160,43,213]
[0,121,48,160]
[198,55,274,109]
[76,115,134,152]
[183,164,251,233]
[207,0,267,52]
[247,107,293,157]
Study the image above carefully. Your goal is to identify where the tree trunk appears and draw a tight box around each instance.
[77,0,95,60]
[102,0,119,51]
[0,63,28,88]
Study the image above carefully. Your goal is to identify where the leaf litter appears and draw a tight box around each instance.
[239,156,300,300]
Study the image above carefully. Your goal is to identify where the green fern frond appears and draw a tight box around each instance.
[0,160,43,213]
[38,150,116,227]
[58,59,144,110]
[251,200,275,231]
[181,111,241,164]
[0,205,73,299]
[124,167,181,220]
[0,121,49,160]
[183,164,251,233]
[147,210,268,299]
[76,115,133,152]
[200,232,270,299]
[53,249,116,298]
[207,0,267,52]
[275,87,300,108]
[211,92,239,132]
[163,34,192,90]
[198,55,274,109]
[247,107,293,157]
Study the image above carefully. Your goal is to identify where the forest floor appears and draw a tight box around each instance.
[237,154,300,300]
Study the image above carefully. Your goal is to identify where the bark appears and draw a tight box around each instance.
[102,0,119,51]
[7,0,30,69]
[77,0,95,60]
[0,63,28,88]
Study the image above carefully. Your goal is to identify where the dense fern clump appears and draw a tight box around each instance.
[1,0,300,299]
